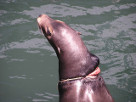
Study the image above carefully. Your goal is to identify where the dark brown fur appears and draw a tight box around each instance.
[37,14,114,102]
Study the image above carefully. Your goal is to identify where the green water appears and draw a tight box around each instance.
[0,0,136,102]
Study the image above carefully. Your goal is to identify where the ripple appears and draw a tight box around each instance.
[96,13,136,38]
[22,3,136,18]
[0,38,55,59]
[26,50,41,54]
[70,13,136,39]
[22,3,86,18]
[70,24,98,36]
[32,92,58,102]
[0,38,53,52]
[9,58,24,62]
[5,0,16,3]
[32,99,48,102]
[0,18,30,27]
[87,3,136,15]
[99,51,136,86]
[9,75,27,79]
[0,10,7,16]
[10,18,30,25]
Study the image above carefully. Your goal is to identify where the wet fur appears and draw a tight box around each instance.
[37,14,114,102]
[59,75,113,102]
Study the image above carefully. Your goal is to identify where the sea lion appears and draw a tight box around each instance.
[37,14,114,102]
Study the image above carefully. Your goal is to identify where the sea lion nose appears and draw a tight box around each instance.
[37,14,44,23]
[37,14,46,23]
[38,14,46,18]
[39,14,43,17]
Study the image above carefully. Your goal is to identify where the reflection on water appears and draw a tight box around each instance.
[0,0,136,102]
[22,3,136,18]
[32,92,58,102]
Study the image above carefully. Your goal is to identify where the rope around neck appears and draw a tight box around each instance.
[59,67,101,83]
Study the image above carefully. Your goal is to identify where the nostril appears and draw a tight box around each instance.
[39,14,43,17]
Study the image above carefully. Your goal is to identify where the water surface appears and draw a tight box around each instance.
[0,0,136,102]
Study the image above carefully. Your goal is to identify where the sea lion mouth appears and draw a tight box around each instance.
[38,24,51,36]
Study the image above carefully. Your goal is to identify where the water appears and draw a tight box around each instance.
[0,0,136,102]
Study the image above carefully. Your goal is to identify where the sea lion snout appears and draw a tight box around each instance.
[37,14,45,25]
[37,14,49,23]
[37,14,53,38]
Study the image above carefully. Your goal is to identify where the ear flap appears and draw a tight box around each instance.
[76,31,82,35]
[56,20,64,23]
[48,27,53,35]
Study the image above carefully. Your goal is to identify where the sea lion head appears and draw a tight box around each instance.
[37,14,84,57]
[37,14,55,39]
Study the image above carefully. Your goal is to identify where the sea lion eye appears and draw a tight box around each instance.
[46,28,52,36]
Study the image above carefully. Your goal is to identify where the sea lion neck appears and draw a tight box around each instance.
[51,24,89,63]
[54,26,88,58]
